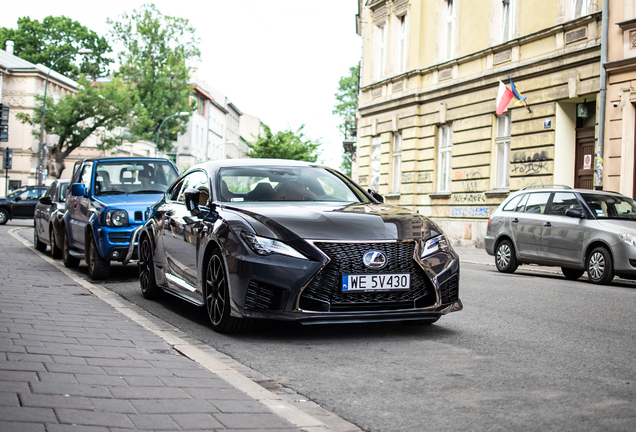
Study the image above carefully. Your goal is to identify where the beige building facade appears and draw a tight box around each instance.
[356,0,603,247]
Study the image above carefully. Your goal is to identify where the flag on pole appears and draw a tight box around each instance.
[496,80,514,115]
[507,75,526,103]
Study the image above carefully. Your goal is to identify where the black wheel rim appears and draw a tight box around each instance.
[139,239,152,293]
[88,239,96,273]
[0,211,6,224]
[206,255,226,326]
[50,230,54,250]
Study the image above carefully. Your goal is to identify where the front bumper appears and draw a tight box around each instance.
[96,225,141,262]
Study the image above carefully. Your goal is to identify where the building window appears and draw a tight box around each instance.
[371,136,381,191]
[437,125,452,193]
[495,113,511,189]
[445,0,456,61]
[375,22,387,80]
[396,14,408,73]
[573,0,590,19]
[502,0,514,43]
[392,132,402,193]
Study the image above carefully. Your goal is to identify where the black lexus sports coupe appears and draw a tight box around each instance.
[129,159,462,332]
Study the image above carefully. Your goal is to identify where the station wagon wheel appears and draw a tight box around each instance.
[0,208,8,225]
[87,235,110,280]
[205,251,251,333]
[561,267,584,280]
[50,227,62,259]
[139,235,161,299]
[62,227,80,268]
[495,239,518,273]
[33,228,47,252]
[586,246,614,285]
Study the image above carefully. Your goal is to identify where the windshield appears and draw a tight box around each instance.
[219,166,370,203]
[581,193,636,220]
[93,161,178,196]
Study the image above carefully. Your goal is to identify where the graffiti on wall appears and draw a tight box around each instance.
[449,206,493,218]
[451,193,486,204]
[511,150,550,176]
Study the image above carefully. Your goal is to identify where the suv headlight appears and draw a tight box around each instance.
[105,209,129,227]
[421,235,449,259]
[619,233,636,247]
[241,232,307,260]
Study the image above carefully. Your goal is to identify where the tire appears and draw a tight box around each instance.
[562,267,584,280]
[33,227,47,252]
[495,239,518,273]
[0,208,8,225]
[205,251,251,333]
[403,318,440,326]
[139,235,162,299]
[62,227,80,268]
[586,246,614,285]
[87,235,110,280]
[50,227,62,259]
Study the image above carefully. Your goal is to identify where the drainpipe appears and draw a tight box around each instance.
[596,0,609,190]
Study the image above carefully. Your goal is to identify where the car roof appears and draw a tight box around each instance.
[509,187,625,198]
[190,158,326,172]
[78,157,175,163]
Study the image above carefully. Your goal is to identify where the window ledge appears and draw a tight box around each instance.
[384,193,401,198]
[429,192,451,199]
[485,189,510,198]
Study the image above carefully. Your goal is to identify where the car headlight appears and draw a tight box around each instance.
[421,234,449,259]
[105,209,129,227]
[619,233,636,247]
[241,232,307,260]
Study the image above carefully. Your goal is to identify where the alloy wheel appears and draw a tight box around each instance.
[139,239,152,293]
[497,244,511,268]
[588,251,605,280]
[206,254,227,326]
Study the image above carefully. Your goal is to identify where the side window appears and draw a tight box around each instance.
[177,171,209,204]
[523,193,551,214]
[46,183,57,199]
[515,194,530,212]
[549,193,582,216]
[79,163,93,189]
[502,194,523,211]
[168,179,185,202]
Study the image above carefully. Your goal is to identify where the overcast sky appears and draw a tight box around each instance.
[1,1,362,168]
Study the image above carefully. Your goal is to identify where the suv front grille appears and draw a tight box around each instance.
[439,274,459,304]
[299,241,436,312]
[108,232,130,243]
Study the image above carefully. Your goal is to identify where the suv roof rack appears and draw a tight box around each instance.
[520,184,572,191]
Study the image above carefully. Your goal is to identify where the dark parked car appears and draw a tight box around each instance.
[33,179,69,257]
[485,185,636,284]
[61,157,179,280]
[0,186,47,225]
[130,159,462,333]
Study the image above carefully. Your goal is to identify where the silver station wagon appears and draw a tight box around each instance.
[485,185,636,284]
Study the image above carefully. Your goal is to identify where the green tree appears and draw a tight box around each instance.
[333,64,359,176]
[108,3,200,152]
[246,125,321,162]
[0,16,112,79]
[16,76,138,179]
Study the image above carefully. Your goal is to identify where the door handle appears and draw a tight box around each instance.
[512,218,519,223]
[543,222,551,227]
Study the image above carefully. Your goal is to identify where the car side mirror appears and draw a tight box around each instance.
[14,196,21,202]
[565,208,584,219]
[184,188,206,217]
[71,183,87,197]
[368,188,384,203]
[39,196,53,205]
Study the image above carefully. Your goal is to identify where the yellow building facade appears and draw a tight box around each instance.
[356,0,602,246]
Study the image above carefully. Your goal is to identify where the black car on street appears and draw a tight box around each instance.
[33,179,69,257]
[0,186,47,225]
[130,159,462,333]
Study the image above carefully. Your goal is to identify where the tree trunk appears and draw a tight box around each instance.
[46,146,66,180]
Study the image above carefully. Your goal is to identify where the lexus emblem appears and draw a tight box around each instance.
[363,251,387,269]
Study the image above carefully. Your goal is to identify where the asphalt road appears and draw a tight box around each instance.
[15,222,636,431]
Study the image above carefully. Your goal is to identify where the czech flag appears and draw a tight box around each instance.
[496,80,514,115]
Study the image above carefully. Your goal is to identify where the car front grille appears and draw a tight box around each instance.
[244,280,288,311]
[108,232,130,243]
[299,241,436,312]
[439,274,459,304]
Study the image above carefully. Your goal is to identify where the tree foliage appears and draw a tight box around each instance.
[16,76,137,179]
[333,64,359,176]
[0,16,112,79]
[108,3,200,151]
[246,125,321,162]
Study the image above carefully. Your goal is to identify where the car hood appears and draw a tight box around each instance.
[596,219,636,233]
[94,194,163,208]
[223,202,436,241]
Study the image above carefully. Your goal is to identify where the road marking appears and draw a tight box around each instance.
[9,228,359,432]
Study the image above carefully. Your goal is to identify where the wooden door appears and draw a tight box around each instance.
[574,127,595,189]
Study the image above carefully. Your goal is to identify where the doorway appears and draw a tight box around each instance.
[574,127,595,189]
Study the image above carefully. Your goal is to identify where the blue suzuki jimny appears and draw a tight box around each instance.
[60,157,179,280]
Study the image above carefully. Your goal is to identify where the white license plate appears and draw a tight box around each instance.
[342,274,410,292]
